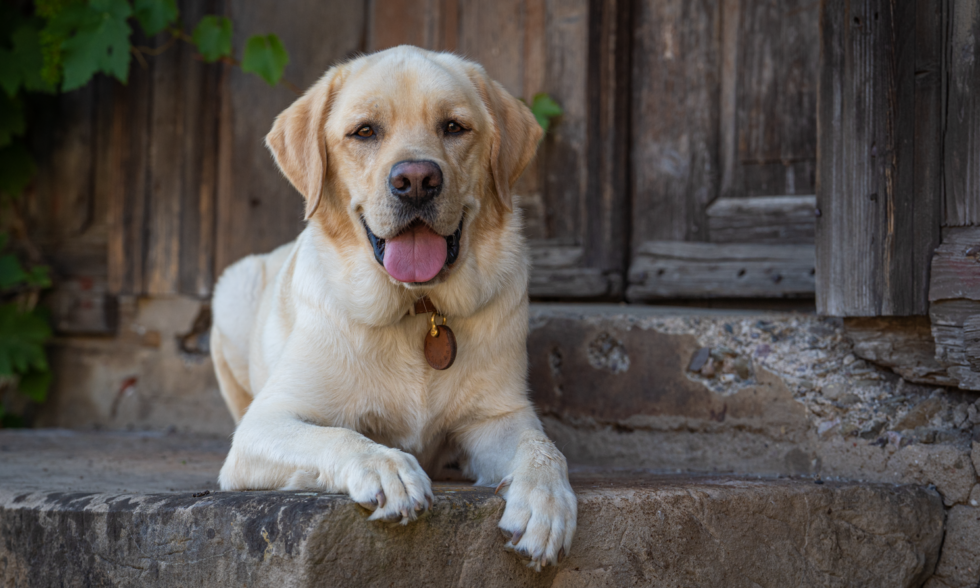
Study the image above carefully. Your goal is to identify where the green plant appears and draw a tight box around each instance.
[528,93,563,135]
[0,231,51,427]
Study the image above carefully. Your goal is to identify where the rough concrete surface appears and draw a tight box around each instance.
[35,296,235,437]
[0,430,946,588]
[526,305,980,506]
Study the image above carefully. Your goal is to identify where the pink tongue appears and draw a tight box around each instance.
[383,224,448,283]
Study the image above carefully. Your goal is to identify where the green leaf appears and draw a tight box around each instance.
[530,93,563,134]
[0,141,35,196]
[0,254,28,289]
[0,49,19,97]
[241,34,288,86]
[133,0,178,37]
[0,303,51,377]
[19,368,52,403]
[56,0,133,91]
[11,24,56,94]
[25,265,52,289]
[191,16,232,63]
[0,92,26,146]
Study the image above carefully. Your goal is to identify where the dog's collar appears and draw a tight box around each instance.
[412,296,439,316]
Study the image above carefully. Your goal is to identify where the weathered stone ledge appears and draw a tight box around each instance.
[0,431,947,587]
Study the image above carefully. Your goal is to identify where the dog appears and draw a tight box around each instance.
[209,46,576,570]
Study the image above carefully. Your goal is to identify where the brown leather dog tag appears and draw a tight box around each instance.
[424,325,457,370]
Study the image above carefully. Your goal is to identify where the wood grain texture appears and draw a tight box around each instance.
[369,0,457,52]
[928,227,980,302]
[816,0,942,316]
[583,0,631,290]
[707,195,816,244]
[627,241,815,300]
[928,227,980,391]
[931,300,980,391]
[730,0,819,199]
[214,0,364,277]
[945,0,980,226]
[631,0,720,245]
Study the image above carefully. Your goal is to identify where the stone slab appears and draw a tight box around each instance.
[0,431,946,587]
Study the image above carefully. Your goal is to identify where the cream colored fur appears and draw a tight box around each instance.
[210,46,575,570]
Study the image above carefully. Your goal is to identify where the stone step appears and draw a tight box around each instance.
[0,430,944,587]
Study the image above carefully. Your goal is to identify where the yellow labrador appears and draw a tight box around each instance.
[210,46,575,570]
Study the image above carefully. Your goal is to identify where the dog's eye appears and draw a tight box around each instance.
[445,121,464,135]
[356,125,374,138]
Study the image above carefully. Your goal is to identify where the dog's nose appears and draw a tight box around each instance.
[388,160,442,204]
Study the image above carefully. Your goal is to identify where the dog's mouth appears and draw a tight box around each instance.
[364,217,463,284]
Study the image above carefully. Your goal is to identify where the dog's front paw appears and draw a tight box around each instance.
[345,446,434,525]
[496,469,577,571]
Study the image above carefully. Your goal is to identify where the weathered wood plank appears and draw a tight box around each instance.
[529,243,583,268]
[929,227,980,391]
[530,268,612,298]
[144,25,185,295]
[816,0,941,316]
[583,0,631,293]
[176,0,222,298]
[631,0,720,244]
[214,0,364,278]
[536,0,589,242]
[626,241,815,300]
[706,195,816,244]
[931,302,980,391]
[106,57,152,295]
[928,226,980,301]
[731,0,819,199]
[369,0,458,52]
[844,317,957,387]
[945,0,980,226]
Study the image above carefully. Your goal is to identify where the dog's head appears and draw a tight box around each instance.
[266,46,541,288]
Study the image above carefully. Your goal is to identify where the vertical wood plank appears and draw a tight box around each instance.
[538,0,588,242]
[177,0,222,298]
[817,0,941,316]
[369,0,458,52]
[144,30,184,295]
[214,0,365,278]
[631,0,720,245]
[583,0,632,284]
[731,0,819,199]
[718,0,741,199]
[945,0,980,226]
[106,56,153,295]
[457,0,525,97]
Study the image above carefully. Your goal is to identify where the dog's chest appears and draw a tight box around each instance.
[320,317,461,450]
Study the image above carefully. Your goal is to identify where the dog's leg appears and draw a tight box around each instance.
[220,396,434,524]
[458,409,576,570]
[209,327,253,423]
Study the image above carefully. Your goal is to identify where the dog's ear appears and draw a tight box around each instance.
[266,67,345,220]
[474,74,543,212]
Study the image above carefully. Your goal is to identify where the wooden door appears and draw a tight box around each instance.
[626,0,821,302]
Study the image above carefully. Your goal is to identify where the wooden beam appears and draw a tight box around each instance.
[816,0,943,316]
[707,195,816,244]
[945,0,980,226]
[626,241,815,300]
[929,226,980,391]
